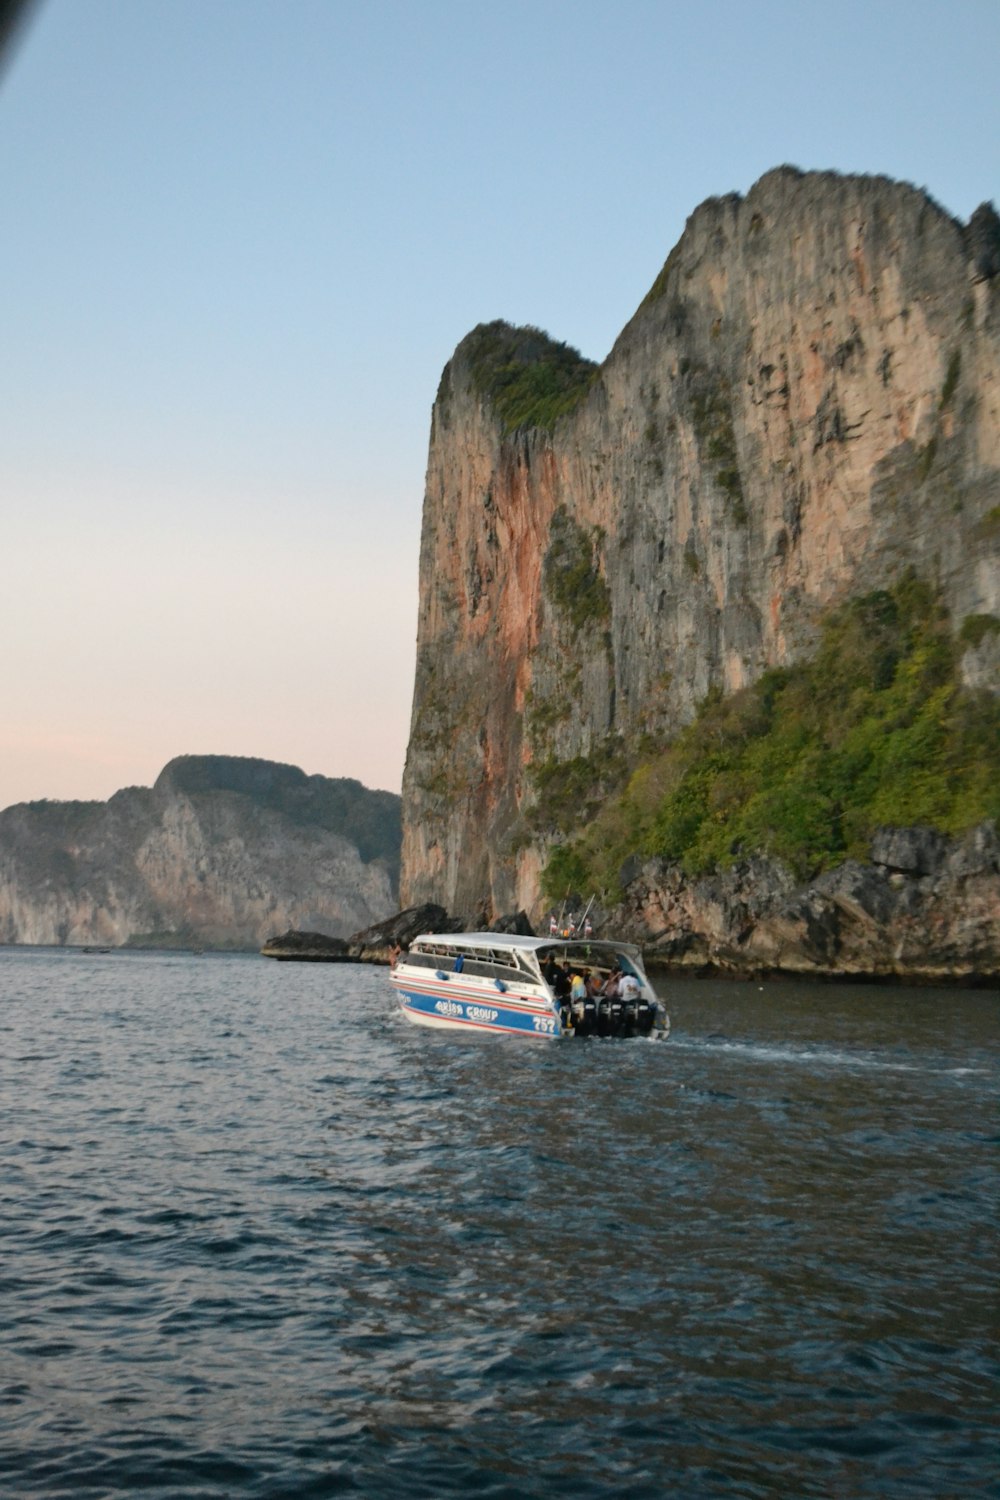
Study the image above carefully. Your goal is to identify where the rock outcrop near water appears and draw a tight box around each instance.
[261,903,461,964]
[0,755,400,948]
[610,822,1000,982]
[401,168,1000,955]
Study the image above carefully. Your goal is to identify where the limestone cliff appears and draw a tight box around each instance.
[0,755,399,948]
[611,824,1000,984]
[401,168,1000,924]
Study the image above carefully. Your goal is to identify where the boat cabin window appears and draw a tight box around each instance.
[403,951,452,971]
[408,942,529,981]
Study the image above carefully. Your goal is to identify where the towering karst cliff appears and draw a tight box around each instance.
[401,168,1000,924]
[0,755,400,947]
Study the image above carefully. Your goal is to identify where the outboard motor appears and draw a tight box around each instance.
[636,996,656,1035]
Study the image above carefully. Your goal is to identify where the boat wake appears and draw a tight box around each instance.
[668,1036,987,1076]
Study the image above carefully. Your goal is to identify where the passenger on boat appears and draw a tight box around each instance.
[544,960,571,1027]
[602,965,622,999]
[567,969,585,1021]
[620,971,640,1002]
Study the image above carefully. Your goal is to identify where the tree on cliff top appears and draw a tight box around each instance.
[456,320,598,435]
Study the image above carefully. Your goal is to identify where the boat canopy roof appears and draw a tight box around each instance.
[410,932,644,962]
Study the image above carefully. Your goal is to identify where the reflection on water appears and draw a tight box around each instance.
[0,950,996,1497]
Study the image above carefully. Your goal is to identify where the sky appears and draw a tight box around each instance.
[1,0,998,808]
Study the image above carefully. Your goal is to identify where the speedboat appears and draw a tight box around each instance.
[390,931,669,1040]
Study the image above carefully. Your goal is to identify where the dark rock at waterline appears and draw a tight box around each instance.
[490,909,534,935]
[261,904,466,964]
[346,904,466,964]
[260,930,353,961]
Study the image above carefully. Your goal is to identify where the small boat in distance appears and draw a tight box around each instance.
[390,932,669,1041]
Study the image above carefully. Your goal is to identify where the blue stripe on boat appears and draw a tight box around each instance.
[396,986,562,1038]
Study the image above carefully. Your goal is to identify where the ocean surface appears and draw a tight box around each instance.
[1,948,996,1499]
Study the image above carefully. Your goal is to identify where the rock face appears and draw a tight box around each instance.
[401,168,1000,929]
[260,931,353,961]
[608,823,1000,982]
[0,755,400,948]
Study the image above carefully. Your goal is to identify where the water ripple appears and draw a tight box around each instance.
[0,952,996,1497]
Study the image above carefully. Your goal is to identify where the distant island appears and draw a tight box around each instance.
[0,754,401,949]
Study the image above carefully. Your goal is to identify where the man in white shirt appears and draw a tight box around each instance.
[620,972,640,1003]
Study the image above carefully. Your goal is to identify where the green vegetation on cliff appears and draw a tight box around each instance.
[690,379,747,523]
[543,508,611,634]
[530,743,629,837]
[461,321,598,435]
[541,576,1000,899]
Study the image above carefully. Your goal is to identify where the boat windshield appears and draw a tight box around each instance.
[537,943,643,973]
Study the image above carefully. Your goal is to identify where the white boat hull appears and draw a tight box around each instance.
[389,931,668,1042]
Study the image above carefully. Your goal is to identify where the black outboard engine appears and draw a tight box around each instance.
[571,975,661,1038]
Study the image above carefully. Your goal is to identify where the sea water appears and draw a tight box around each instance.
[1,947,996,1498]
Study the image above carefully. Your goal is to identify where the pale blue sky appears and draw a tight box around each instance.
[2,0,997,806]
